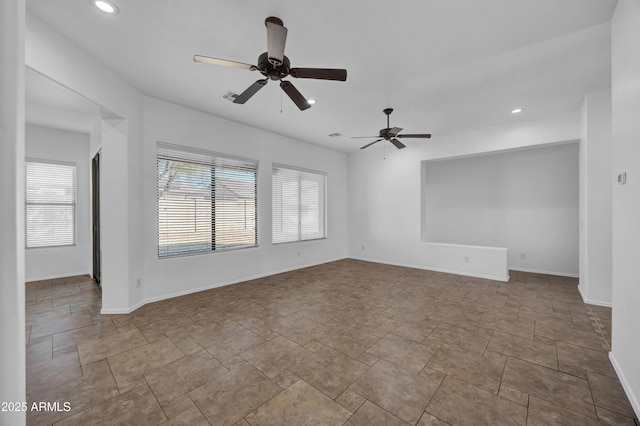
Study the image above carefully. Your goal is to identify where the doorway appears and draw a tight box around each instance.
[92,151,101,285]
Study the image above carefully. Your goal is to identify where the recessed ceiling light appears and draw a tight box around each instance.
[307,99,316,105]
[511,108,523,114]
[93,0,119,14]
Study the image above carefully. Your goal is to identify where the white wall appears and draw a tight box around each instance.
[610,0,640,418]
[138,96,348,306]
[24,12,348,313]
[26,12,143,312]
[0,0,26,424]
[578,91,613,306]
[348,110,580,279]
[422,143,579,277]
[25,125,91,281]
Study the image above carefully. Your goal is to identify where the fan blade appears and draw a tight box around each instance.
[388,127,403,136]
[390,138,406,149]
[360,139,383,149]
[351,136,381,139]
[266,20,288,66]
[280,81,311,110]
[233,79,268,104]
[290,68,347,81]
[397,133,432,139]
[193,55,256,70]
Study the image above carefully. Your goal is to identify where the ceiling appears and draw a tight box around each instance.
[26,0,617,152]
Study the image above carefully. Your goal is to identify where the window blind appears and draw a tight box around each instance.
[25,160,77,248]
[157,143,258,258]
[272,165,326,244]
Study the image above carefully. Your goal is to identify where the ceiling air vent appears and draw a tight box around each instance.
[221,90,238,102]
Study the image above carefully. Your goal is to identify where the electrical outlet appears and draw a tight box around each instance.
[296,251,300,257]
[136,278,142,288]
[618,172,627,185]
[361,245,365,251]
[520,253,526,260]
[464,256,470,263]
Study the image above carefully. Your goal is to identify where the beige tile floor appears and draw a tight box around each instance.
[25,259,637,425]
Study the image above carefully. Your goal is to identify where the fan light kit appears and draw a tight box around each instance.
[352,108,432,150]
[194,17,347,111]
[93,0,119,14]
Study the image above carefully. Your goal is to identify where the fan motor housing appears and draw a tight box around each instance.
[379,128,392,139]
[257,52,290,80]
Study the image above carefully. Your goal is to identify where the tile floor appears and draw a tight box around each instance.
[25,259,637,425]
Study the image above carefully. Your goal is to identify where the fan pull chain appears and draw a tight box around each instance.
[280,88,283,113]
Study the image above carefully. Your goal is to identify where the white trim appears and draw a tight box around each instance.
[25,157,77,167]
[577,284,613,308]
[609,352,640,419]
[272,237,326,247]
[350,256,510,282]
[101,300,144,315]
[587,300,613,308]
[101,256,347,314]
[157,140,258,166]
[509,267,579,278]
[577,281,587,302]
[421,138,580,164]
[421,241,509,251]
[272,162,327,176]
[26,271,91,282]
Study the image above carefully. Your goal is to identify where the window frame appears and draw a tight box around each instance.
[25,158,78,249]
[272,163,327,245]
[156,142,259,259]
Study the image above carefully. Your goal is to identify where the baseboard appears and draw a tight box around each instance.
[509,267,579,278]
[101,256,347,314]
[100,300,144,315]
[609,352,640,419]
[586,300,612,308]
[349,256,510,282]
[577,284,613,308]
[577,282,588,303]
[26,271,92,283]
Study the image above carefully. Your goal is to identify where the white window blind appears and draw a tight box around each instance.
[157,143,258,258]
[272,165,326,244]
[25,160,77,248]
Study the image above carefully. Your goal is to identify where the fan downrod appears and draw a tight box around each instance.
[381,108,394,136]
[353,107,430,150]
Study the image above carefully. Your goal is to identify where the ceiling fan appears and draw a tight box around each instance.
[352,108,432,149]
[194,17,347,111]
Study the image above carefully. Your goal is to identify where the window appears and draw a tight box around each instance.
[157,143,258,258]
[25,160,77,248]
[272,165,326,244]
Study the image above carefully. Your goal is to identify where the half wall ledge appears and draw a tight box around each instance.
[419,242,509,282]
